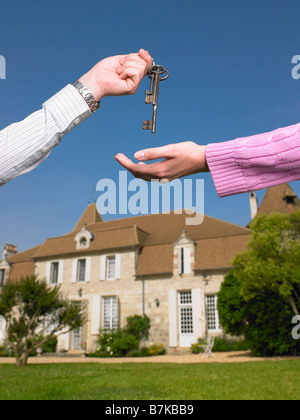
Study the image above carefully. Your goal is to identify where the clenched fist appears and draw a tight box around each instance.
[79,49,153,101]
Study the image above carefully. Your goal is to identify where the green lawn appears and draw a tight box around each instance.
[0,360,299,400]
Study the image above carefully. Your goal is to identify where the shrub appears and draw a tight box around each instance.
[110,334,139,357]
[94,315,151,358]
[148,343,166,356]
[212,337,249,352]
[125,315,150,341]
[190,338,207,354]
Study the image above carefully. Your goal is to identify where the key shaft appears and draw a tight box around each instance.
[143,64,169,134]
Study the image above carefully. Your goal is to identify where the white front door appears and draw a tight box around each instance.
[178,291,194,347]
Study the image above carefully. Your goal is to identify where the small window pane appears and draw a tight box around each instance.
[102,296,119,331]
[77,260,86,283]
[50,262,59,284]
[206,295,221,332]
[107,256,116,280]
[180,291,192,305]
[0,270,5,288]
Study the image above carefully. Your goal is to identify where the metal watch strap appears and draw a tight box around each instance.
[72,80,100,114]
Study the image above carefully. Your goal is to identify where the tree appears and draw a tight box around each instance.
[234,212,300,316]
[218,211,300,356]
[0,276,85,366]
[218,270,300,356]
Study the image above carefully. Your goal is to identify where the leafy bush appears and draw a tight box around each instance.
[42,337,58,353]
[190,339,205,354]
[190,337,248,354]
[127,347,151,357]
[110,334,139,357]
[92,315,151,358]
[213,337,249,352]
[0,344,14,357]
[127,344,166,358]
[125,315,150,341]
[148,343,166,356]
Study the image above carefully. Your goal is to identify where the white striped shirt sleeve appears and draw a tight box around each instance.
[0,84,91,187]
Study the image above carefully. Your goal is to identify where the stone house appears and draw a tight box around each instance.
[0,183,299,352]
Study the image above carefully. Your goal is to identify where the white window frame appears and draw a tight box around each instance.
[205,295,221,333]
[77,259,86,283]
[102,296,119,331]
[178,291,193,334]
[106,255,116,280]
[0,269,6,288]
[50,262,59,285]
[100,254,121,281]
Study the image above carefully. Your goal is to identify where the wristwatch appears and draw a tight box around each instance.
[72,80,100,114]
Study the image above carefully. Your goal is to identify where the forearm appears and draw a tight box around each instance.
[206,122,300,197]
[0,84,91,186]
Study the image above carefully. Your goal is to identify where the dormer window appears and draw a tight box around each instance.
[178,247,191,275]
[80,237,87,248]
[75,224,94,250]
[174,229,194,276]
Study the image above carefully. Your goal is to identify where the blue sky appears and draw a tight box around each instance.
[0,0,300,253]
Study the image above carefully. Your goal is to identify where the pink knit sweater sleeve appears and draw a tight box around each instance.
[205,122,300,197]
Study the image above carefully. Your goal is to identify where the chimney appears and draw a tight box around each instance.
[3,244,18,261]
[249,192,258,220]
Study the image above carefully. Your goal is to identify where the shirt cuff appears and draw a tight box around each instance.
[43,84,92,134]
[206,140,247,197]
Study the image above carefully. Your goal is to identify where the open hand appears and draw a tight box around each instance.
[115,142,209,183]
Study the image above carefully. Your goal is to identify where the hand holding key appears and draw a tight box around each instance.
[79,49,153,101]
[143,62,169,133]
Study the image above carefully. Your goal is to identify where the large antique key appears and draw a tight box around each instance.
[143,62,169,133]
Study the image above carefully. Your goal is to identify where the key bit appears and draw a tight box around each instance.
[143,62,169,134]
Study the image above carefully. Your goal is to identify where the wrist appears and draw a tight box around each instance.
[79,71,103,102]
[203,146,209,172]
[193,144,209,173]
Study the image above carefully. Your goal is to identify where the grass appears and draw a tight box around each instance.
[0,360,299,400]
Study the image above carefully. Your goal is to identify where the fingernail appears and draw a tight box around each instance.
[135,151,145,159]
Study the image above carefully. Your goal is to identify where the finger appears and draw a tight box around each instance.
[117,59,146,77]
[118,66,145,81]
[115,154,160,181]
[138,49,153,68]
[114,154,136,171]
[134,145,175,161]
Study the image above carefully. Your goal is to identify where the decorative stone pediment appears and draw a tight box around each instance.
[75,224,94,250]
[173,229,194,246]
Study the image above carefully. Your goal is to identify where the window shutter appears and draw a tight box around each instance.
[58,260,64,284]
[184,247,191,274]
[100,255,106,280]
[168,289,177,347]
[86,257,91,282]
[115,254,121,279]
[177,248,182,274]
[192,288,202,341]
[91,296,101,335]
[72,259,77,283]
[46,262,51,284]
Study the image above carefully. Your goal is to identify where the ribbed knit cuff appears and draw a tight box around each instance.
[206,140,247,197]
[43,84,92,135]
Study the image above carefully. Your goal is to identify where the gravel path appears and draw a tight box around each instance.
[0,351,298,364]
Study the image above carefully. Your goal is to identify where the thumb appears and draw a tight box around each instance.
[138,49,153,69]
